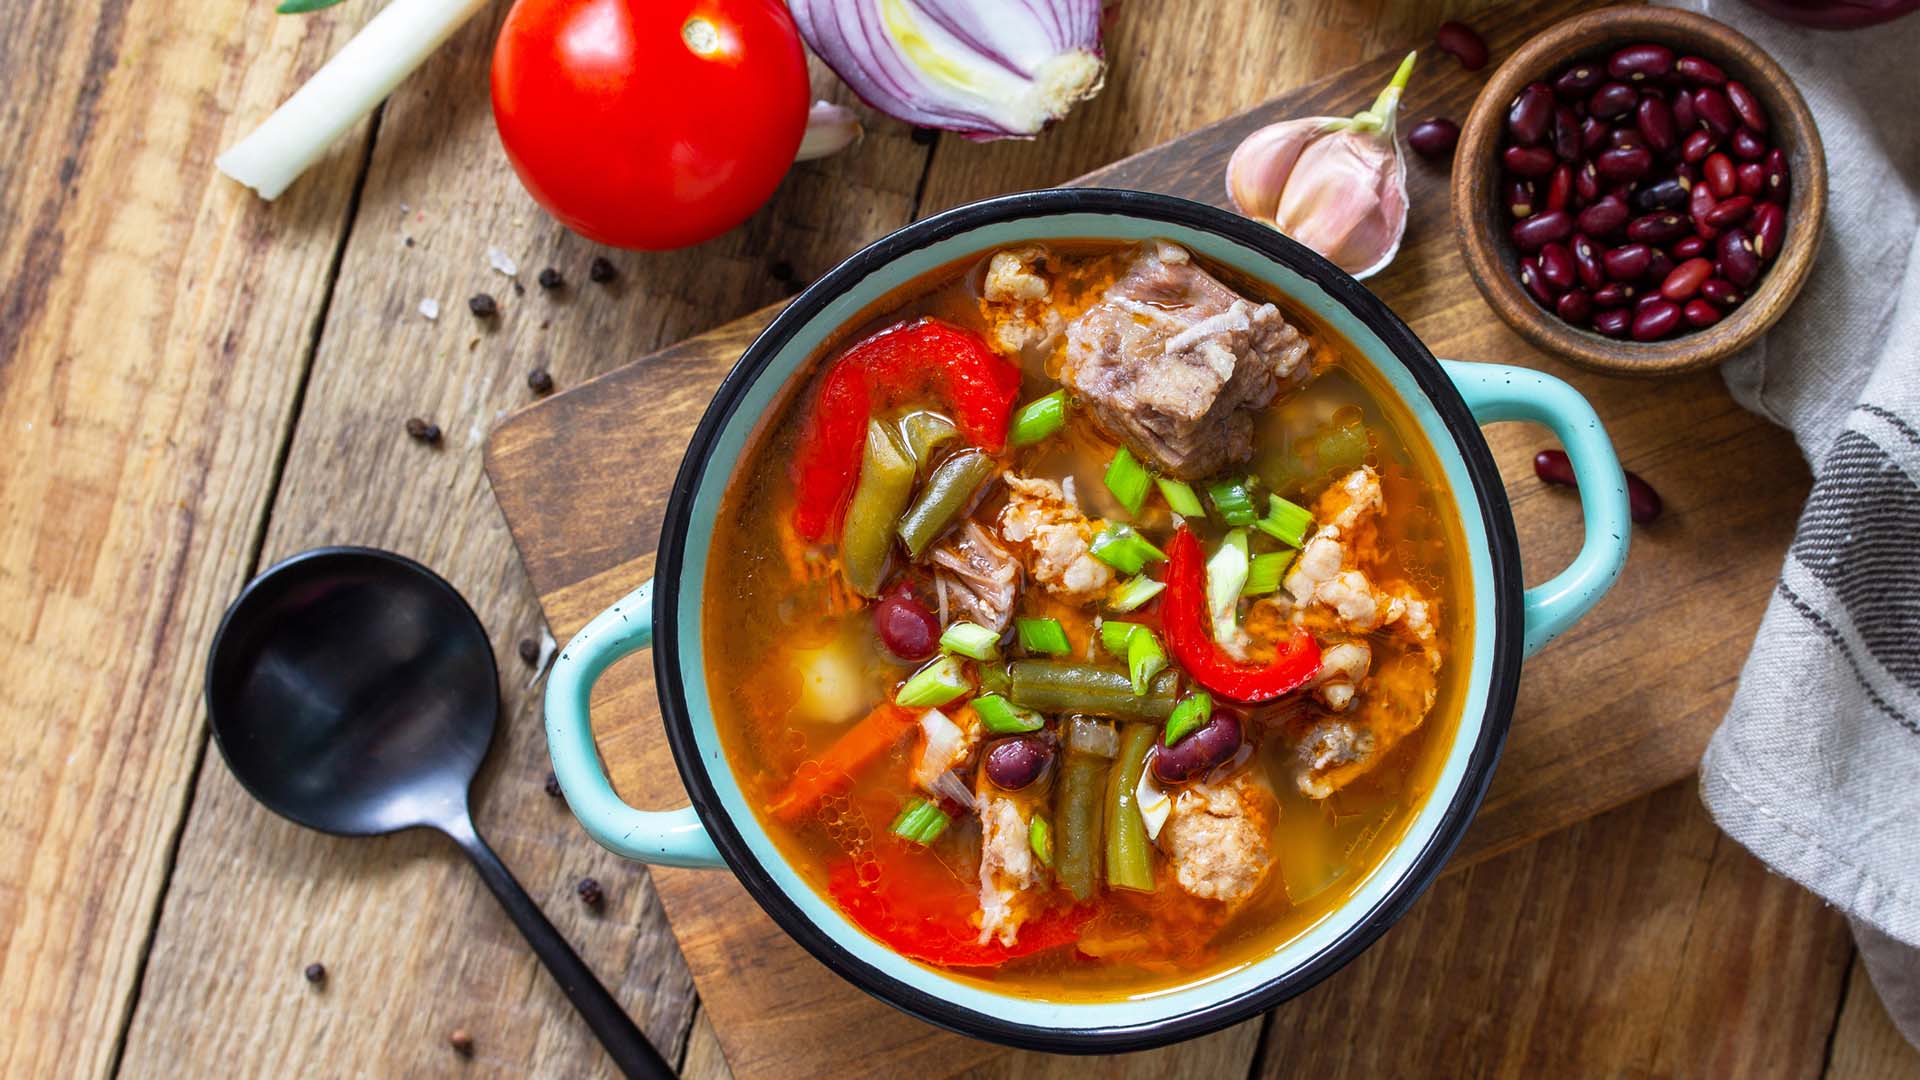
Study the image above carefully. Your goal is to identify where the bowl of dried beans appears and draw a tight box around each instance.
[1451,5,1827,377]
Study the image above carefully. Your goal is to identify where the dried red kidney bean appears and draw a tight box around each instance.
[1750,202,1786,262]
[1683,298,1721,327]
[1602,243,1652,281]
[1503,144,1557,177]
[1763,148,1790,203]
[1553,107,1582,161]
[873,591,939,661]
[1534,448,1576,486]
[1636,95,1677,154]
[1730,127,1767,161]
[1634,177,1690,213]
[1672,88,1697,133]
[1509,83,1556,144]
[1595,146,1653,183]
[1704,153,1737,198]
[1681,129,1715,164]
[1608,126,1643,149]
[1689,182,1719,235]
[1408,118,1459,158]
[1700,278,1743,308]
[1576,161,1602,202]
[985,737,1053,790]
[1632,299,1683,341]
[1556,288,1594,324]
[1737,162,1766,198]
[1518,257,1557,307]
[1672,235,1707,259]
[1676,55,1727,86]
[1627,212,1689,245]
[1153,712,1243,785]
[1725,80,1767,133]
[1609,43,1674,81]
[1694,87,1738,137]
[1594,282,1637,308]
[1577,194,1630,237]
[1590,82,1638,119]
[1538,243,1576,290]
[1512,209,1573,251]
[1703,195,1754,230]
[1545,165,1573,212]
[1581,115,1611,156]
[1717,228,1761,287]
[1661,257,1714,301]
[1435,21,1489,70]
[1593,307,1633,338]
[1645,248,1675,283]
[1572,235,1606,288]
[1627,474,1664,524]
[1555,63,1605,97]
[1506,177,1537,219]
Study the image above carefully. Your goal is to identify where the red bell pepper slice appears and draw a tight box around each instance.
[827,858,1091,969]
[789,318,1022,541]
[1162,525,1321,703]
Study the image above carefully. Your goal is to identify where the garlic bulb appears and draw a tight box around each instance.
[1226,53,1416,280]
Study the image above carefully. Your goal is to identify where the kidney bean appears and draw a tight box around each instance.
[1634,177,1691,213]
[1689,181,1719,236]
[1538,242,1577,291]
[1512,209,1574,251]
[873,591,939,661]
[1736,162,1765,198]
[1518,256,1556,307]
[1634,291,1666,316]
[1673,87,1697,132]
[1704,153,1737,198]
[1608,126,1643,150]
[1730,127,1766,162]
[1725,80,1767,133]
[1581,115,1611,156]
[1590,82,1639,119]
[1593,307,1633,338]
[1683,298,1722,327]
[1152,711,1243,785]
[1609,43,1674,81]
[1626,212,1689,245]
[1660,257,1714,301]
[1594,282,1637,308]
[1572,234,1606,289]
[1555,63,1605,98]
[1544,165,1573,212]
[1703,195,1754,230]
[1632,299,1683,341]
[1645,248,1675,283]
[1504,144,1557,177]
[1717,227,1761,287]
[1601,244,1651,281]
[1533,448,1576,486]
[1508,83,1556,145]
[1763,148,1791,204]
[1505,177,1537,219]
[1749,202,1785,262]
[985,736,1054,791]
[1595,146,1653,183]
[1700,278,1743,308]
[1408,117,1459,158]
[1556,288,1594,325]
[1672,235,1707,259]
[1681,129,1716,164]
[1576,160,1602,202]
[1435,21,1489,70]
[1627,473,1664,524]
[1677,55,1727,86]
[1694,87,1738,137]
[1635,95,1678,153]
[1551,107,1582,162]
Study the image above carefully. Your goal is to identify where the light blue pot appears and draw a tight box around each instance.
[546,190,1630,1052]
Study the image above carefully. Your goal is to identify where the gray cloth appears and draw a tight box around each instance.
[1660,0,1920,1048]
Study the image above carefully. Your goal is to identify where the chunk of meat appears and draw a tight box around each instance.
[911,706,982,808]
[1061,241,1313,478]
[1293,646,1439,799]
[997,474,1114,602]
[1284,468,1433,642]
[1310,640,1371,711]
[975,792,1045,946]
[1161,770,1277,904]
[980,247,1065,358]
[931,521,1021,633]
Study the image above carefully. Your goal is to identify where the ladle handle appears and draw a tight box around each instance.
[443,816,674,1080]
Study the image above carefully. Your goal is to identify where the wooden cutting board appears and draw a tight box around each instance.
[485,3,1810,1075]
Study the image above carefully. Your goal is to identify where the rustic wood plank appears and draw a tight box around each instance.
[1828,955,1920,1080]
[1259,779,1852,1078]
[116,6,930,1078]
[0,0,374,1073]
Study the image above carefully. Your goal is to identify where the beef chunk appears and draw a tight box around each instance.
[1061,241,1312,479]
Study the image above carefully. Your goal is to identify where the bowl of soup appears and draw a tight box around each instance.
[545,189,1631,1051]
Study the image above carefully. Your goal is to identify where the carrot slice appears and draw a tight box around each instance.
[770,704,917,823]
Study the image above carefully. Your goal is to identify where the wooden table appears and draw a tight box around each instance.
[2,0,1914,1077]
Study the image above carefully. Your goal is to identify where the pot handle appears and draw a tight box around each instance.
[1441,361,1631,657]
[544,579,726,868]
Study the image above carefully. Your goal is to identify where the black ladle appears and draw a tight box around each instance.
[205,546,671,1079]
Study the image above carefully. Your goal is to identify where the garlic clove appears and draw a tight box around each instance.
[1225,118,1326,222]
[796,101,864,162]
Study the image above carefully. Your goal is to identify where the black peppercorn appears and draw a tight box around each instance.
[517,637,540,665]
[544,772,562,798]
[467,292,498,318]
[527,368,554,395]
[449,1029,474,1056]
[577,877,604,909]
[588,256,617,284]
[537,267,564,290]
[404,417,442,444]
[304,963,326,984]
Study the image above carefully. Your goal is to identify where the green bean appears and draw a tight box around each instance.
[839,419,917,597]
[1055,748,1107,902]
[1105,723,1158,892]
[896,448,995,559]
[897,410,959,471]
[1006,661,1178,721]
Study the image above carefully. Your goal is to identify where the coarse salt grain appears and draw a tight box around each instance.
[418,298,440,320]
[487,246,518,277]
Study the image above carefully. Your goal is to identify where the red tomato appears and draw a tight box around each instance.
[490,0,810,250]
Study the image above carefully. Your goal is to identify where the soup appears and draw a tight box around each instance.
[706,239,1470,999]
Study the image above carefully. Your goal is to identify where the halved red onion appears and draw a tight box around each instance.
[790,0,1106,139]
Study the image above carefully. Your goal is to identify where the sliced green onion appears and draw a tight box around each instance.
[1165,691,1214,746]
[1155,477,1206,517]
[1016,617,1072,656]
[1104,447,1152,516]
[1099,620,1142,658]
[973,693,1046,734]
[1008,390,1068,448]
[1106,574,1166,613]
[1254,493,1315,548]
[1208,477,1260,526]
[939,621,1001,662]
[1244,551,1294,597]
[896,654,971,707]
[277,0,347,12]
[1028,815,1054,870]
[1089,524,1166,575]
[889,797,952,845]
[1206,529,1250,645]
[1126,627,1167,696]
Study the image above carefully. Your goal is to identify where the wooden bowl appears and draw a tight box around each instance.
[1451,6,1827,377]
